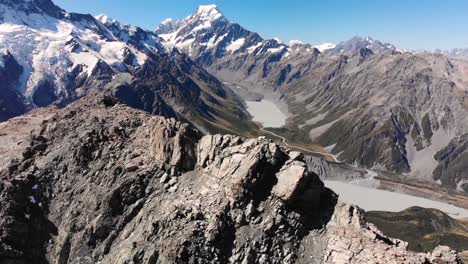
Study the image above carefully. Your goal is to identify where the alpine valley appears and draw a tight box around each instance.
[1,0,468,263]
[155,4,468,193]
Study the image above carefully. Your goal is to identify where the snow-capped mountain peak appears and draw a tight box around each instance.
[155,18,180,34]
[155,4,318,66]
[95,13,115,24]
[0,0,253,132]
[0,0,175,111]
[191,4,223,22]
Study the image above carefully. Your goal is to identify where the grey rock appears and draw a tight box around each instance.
[159,173,169,183]
[272,161,309,202]
[0,95,460,263]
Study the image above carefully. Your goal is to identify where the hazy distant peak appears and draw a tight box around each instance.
[289,40,304,46]
[332,35,397,55]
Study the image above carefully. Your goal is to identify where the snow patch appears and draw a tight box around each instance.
[158,32,174,42]
[247,42,263,54]
[0,48,6,68]
[314,43,336,52]
[204,33,227,48]
[226,38,245,52]
[192,20,212,32]
[267,46,285,54]
[69,51,98,76]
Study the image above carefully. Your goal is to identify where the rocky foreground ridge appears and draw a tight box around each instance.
[0,95,462,263]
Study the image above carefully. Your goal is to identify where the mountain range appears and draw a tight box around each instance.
[0,0,254,135]
[1,0,468,193]
[1,1,468,263]
[156,4,468,192]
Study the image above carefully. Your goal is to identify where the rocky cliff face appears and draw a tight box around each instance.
[433,133,468,192]
[286,53,468,186]
[0,50,27,121]
[0,95,461,263]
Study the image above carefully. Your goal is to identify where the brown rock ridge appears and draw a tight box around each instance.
[0,95,462,263]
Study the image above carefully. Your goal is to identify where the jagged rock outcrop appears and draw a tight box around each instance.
[0,95,461,263]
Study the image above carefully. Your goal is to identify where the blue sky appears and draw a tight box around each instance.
[54,0,468,50]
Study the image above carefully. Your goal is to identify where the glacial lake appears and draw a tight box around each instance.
[246,100,287,128]
[324,180,468,219]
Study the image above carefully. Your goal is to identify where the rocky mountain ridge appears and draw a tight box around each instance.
[156,5,399,89]
[0,94,462,263]
[3,1,468,192]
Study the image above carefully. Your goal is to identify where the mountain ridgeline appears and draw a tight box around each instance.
[0,1,468,263]
[0,0,255,135]
[157,5,468,192]
[1,0,468,192]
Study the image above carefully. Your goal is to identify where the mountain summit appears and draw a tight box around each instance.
[190,4,225,22]
[156,4,263,65]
